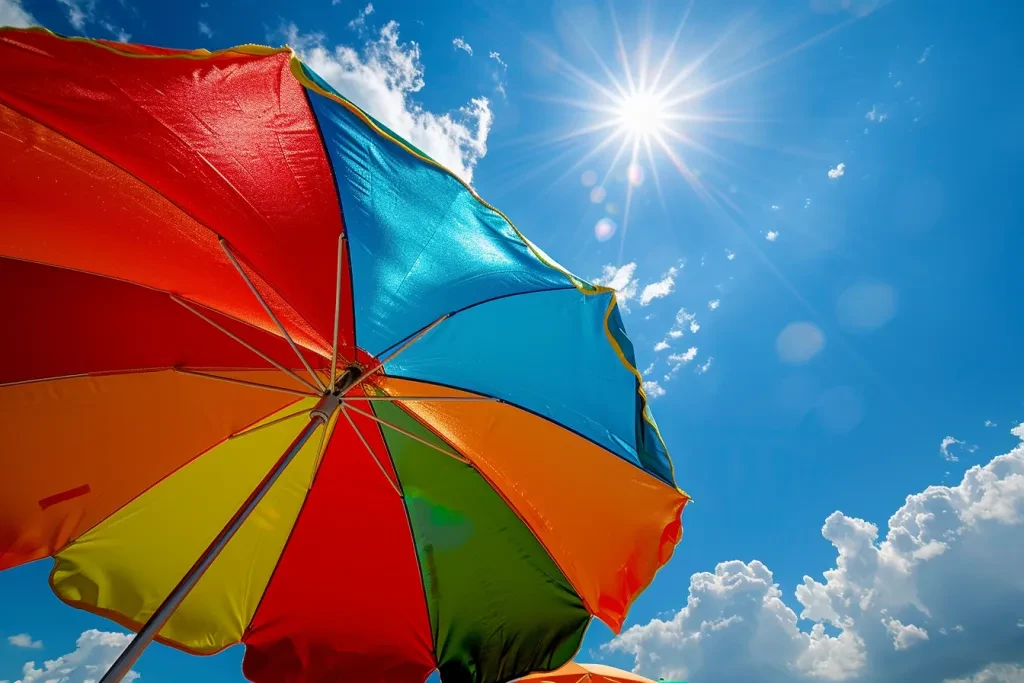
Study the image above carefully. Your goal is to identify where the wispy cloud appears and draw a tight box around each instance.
[640,266,678,306]
[348,2,374,31]
[828,162,846,180]
[940,436,977,462]
[280,19,492,183]
[488,51,508,97]
[725,249,736,261]
[643,380,666,399]
[695,356,714,374]
[8,633,43,649]
[642,363,655,376]
[866,105,888,122]
[57,0,89,30]
[99,20,130,42]
[766,230,779,242]
[918,45,933,63]
[708,299,721,310]
[985,420,997,428]
[198,21,212,38]
[452,37,473,56]
[654,341,670,352]
[669,347,698,365]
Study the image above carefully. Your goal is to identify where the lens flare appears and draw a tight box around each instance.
[590,186,607,203]
[595,217,617,242]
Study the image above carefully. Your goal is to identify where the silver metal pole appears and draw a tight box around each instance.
[98,394,341,683]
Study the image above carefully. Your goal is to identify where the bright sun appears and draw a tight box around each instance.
[615,90,668,139]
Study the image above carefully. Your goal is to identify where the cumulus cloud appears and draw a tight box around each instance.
[829,162,846,180]
[642,363,655,376]
[7,634,42,649]
[281,20,492,183]
[348,2,374,31]
[9,630,139,683]
[198,21,212,37]
[0,0,34,25]
[643,380,666,399]
[654,341,670,352]
[592,263,639,310]
[640,267,678,306]
[709,299,721,310]
[607,424,1024,683]
[726,249,736,261]
[452,37,473,56]
[766,230,780,242]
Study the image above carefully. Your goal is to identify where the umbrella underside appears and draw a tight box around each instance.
[0,28,688,683]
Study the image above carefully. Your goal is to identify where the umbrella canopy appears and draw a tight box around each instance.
[517,662,657,683]
[0,27,690,683]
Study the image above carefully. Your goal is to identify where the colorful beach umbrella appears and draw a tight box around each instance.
[516,662,659,683]
[0,27,689,683]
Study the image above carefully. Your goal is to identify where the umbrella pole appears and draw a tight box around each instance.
[98,393,342,683]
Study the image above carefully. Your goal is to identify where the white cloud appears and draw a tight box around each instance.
[198,21,212,37]
[829,162,846,180]
[348,2,374,31]
[689,321,700,333]
[642,363,655,376]
[643,380,666,399]
[200,1,210,7]
[805,198,812,208]
[986,420,998,428]
[668,329,684,339]
[772,204,781,211]
[883,617,929,650]
[640,267,678,306]
[608,424,1024,683]
[11,630,139,683]
[695,356,713,374]
[282,20,492,183]
[918,45,933,64]
[766,230,780,242]
[452,37,473,56]
[0,0,33,25]
[709,299,721,310]
[941,436,978,462]
[866,105,888,123]
[669,347,698,365]
[945,663,1024,683]
[7,635,42,650]
[57,0,89,30]
[488,51,508,97]
[726,249,736,261]
[592,262,639,310]
[654,341,670,352]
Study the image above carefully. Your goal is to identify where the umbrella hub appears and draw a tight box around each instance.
[310,392,342,423]
[331,365,363,396]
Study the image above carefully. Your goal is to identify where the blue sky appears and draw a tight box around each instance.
[2,0,1023,682]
